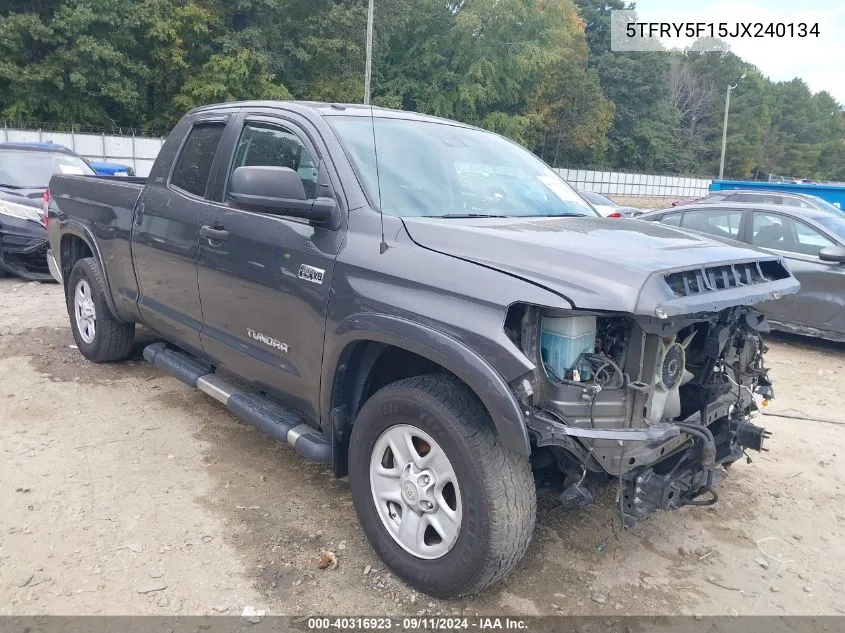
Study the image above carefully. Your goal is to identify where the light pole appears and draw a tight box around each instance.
[364,0,375,105]
[718,73,745,179]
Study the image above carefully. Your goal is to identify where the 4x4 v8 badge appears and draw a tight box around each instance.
[298,264,325,284]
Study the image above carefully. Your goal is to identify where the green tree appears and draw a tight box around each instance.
[574,0,679,170]
[375,0,612,161]
[0,0,842,180]
[0,0,148,126]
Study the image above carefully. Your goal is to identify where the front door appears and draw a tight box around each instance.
[131,117,227,353]
[749,210,844,333]
[196,115,343,420]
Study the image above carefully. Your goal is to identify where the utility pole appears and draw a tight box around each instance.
[364,0,375,105]
[719,73,745,180]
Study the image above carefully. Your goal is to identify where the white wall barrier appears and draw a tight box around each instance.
[1,125,166,177]
[2,125,713,195]
[555,168,712,199]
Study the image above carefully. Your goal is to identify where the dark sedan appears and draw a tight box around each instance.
[0,143,95,280]
[638,202,845,342]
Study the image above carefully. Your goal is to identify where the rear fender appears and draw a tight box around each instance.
[59,221,123,322]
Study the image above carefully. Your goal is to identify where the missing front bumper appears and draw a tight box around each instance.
[620,459,723,525]
[0,224,51,281]
[530,408,768,523]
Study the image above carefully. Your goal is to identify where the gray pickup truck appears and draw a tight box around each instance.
[47,101,798,598]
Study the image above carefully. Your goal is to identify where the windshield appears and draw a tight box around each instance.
[803,195,845,216]
[815,216,845,239]
[0,149,94,188]
[327,116,597,218]
[579,190,616,207]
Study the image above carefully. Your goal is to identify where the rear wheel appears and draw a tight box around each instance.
[349,374,536,598]
[66,257,134,362]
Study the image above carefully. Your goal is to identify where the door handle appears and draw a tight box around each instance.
[200,224,229,242]
[134,203,145,226]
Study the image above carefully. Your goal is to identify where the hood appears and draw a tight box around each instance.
[0,187,45,208]
[402,215,800,316]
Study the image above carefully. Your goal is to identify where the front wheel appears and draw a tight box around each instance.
[349,374,536,598]
[66,257,135,362]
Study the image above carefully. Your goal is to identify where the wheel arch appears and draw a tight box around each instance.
[323,314,531,477]
[59,226,122,322]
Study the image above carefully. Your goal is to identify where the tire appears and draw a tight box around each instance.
[66,257,135,362]
[349,374,536,598]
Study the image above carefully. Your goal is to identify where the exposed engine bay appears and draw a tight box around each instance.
[506,304,774,525]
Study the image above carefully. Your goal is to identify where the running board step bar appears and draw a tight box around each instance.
[143,342,331,463]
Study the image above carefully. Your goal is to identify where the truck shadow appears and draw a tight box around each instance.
[766,331,845,355]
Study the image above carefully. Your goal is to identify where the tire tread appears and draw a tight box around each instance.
[67,257,134,362]
[352,373,536,597]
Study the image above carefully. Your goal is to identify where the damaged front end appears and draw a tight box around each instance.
[508,298,777,526]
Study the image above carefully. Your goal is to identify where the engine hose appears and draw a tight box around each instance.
[676,422,715,446]
[675,423,716,469]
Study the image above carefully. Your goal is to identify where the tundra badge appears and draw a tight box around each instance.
[247,328,289,353]
[298,264,325,284]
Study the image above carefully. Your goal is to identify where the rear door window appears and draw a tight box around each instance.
[660,214,682,226]
[681,208,742,239]
[170,122,226,197]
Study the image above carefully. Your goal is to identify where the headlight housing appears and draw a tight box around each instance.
[0,199,42,223]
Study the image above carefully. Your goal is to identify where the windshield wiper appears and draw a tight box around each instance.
[437,213,509,218]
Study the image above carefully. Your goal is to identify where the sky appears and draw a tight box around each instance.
[631,0,845,104]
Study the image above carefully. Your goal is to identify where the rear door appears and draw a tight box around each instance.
[748,210,843,331]
[676,207,745,242]
[131,115,229,353]
[196,112,344,420]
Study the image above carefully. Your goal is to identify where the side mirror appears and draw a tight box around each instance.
[228,165,335,223]
[819,245,845,264]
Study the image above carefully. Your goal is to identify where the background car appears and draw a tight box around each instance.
[89,160,135,177]
[0,142,95,280]
[690,189,845,216]
[577,189,643,217]
[639,202,845,341]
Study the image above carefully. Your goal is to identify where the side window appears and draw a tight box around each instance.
[171,122,226,197]
[752,213,834,256]
[231,124,318,199]
[682,208,742,239]
[660,214,682,226]
[787,197,813,209]
[794,220,835,255]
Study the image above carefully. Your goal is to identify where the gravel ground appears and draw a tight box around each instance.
[2,278,844,617]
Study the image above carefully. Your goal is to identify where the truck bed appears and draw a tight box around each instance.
[49,174,146,218]
[48,174,148,321]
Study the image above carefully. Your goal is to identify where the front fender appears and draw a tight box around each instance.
[323,313,531,456]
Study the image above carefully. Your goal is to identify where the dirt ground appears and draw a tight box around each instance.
[2,278,844,617]
[611,196,679,210]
